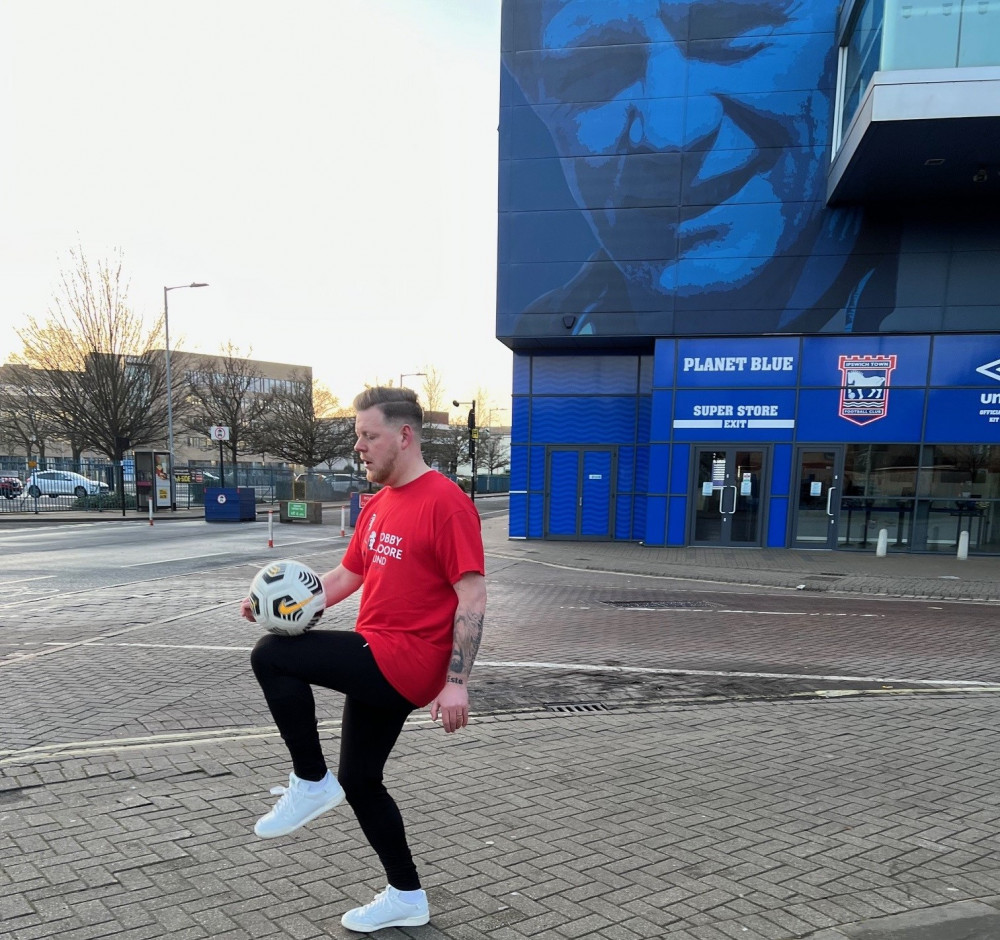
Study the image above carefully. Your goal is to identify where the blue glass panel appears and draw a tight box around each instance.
[510,445,528,492]
[512,398,530,443]
[635,446,650,493]
[649,444,670,495]
[930,335,1000,387]
[528,492,544,538]
[639,356,654,394]
[617,447,635,492]
[650,390,673,442]
[645,496,667,545]
[528,445,546,491]
[654,339,675,388]
[512,356,530,395]
[801,336,932,386]
[667,495,688,544]
[925,389,1000,443]
[615,495,632,540]
[771,444,793,498]
[670,444,691,494]
[637,393,652,440]
[508,491,527,539]
[797,388,926,441]
[532,355,638,394]
[532,397,636,444]
[632,493,648,541]
[767,496,789,547]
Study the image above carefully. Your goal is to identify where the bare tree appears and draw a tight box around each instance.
[180,343,274,467]
[11,246,171,460]
[422,422,469,476]
[0,364,62,463]
[253,372,356,468]
[421,367,446,411]
[478,428,510,475]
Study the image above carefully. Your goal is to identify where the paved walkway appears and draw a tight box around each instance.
[1,502,999,939]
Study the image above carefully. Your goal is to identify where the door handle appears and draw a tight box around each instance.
[720,485,737,515]
[826,486,838,516]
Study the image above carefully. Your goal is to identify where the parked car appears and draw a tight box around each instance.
[0,475,24,499]
[328,473,364,494]
[26,470,110,499]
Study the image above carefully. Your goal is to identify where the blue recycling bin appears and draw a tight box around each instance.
[205,487,257,522]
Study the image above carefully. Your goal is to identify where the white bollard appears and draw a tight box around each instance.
[957,529,969,561]
[340,505,346,538]
[148,499,154,526]
[267,509,274,549]
[875,528,888,557]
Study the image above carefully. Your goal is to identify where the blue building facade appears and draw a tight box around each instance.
[498,0,1000,553]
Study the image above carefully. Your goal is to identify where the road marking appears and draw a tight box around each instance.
[10,638,998,692]
[2,575,56,584]
[475,660,1000,689]
[123,551,231,567]
[0,714,436,764]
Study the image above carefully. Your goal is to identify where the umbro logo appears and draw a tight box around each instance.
[976,358,1000,383]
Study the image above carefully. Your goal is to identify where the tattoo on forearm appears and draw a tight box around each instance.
[450,610,484,677]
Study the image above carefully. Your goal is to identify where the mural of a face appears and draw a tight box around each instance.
[512,0,847,313]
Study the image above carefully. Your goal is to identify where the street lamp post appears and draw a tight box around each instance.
[163,282,208,510]
[399,371,427,389]
[452,398,476,502]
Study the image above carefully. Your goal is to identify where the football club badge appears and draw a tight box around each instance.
[838,355,897,426]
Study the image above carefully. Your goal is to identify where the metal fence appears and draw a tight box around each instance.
[0,460,509,516]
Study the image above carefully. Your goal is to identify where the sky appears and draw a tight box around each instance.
[0,0,509,415]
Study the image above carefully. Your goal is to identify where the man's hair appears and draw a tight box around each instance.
[353,386,423,434]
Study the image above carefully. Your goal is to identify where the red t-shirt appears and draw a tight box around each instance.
[341,470,485,707]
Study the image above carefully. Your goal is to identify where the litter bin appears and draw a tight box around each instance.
[349,491,375,526]
[205,487,257,522]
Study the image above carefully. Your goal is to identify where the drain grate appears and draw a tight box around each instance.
[603,599,711,610]
[544,702,610,713]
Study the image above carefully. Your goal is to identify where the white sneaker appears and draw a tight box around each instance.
[253,771,345,838]
[340,885,430,933]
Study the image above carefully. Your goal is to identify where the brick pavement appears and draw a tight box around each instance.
[1,506,1000,938]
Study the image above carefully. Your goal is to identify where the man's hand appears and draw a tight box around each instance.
[240,597,256,622]
[430,679,469,733]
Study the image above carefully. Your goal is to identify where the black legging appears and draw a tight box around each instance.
[250,630,420,890]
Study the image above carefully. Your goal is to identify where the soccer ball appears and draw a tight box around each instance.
[248,559,325,636]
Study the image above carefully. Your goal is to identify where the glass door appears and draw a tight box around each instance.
[791,448,844,549]
[691,448,765,546]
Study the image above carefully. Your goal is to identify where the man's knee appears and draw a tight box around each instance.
[338,764,386,802]
[250,633,283,676]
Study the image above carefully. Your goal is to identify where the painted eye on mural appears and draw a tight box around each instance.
[688,37,770,65]
[540,42,646,104]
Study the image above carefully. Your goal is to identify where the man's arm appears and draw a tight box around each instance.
[430,571,486,733]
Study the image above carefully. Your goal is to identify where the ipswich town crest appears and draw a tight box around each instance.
[838,355,897,426]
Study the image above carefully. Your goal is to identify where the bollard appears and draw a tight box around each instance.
[149,500,154,526]
[875,528,888,557]
[268,509,274,548]
[957,529,969,561]
[340,505,346,538]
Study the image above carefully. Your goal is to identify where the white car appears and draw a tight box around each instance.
[26,470,110,499]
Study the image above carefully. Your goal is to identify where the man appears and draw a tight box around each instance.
[242,386,486,933]
[502,0,898,337]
